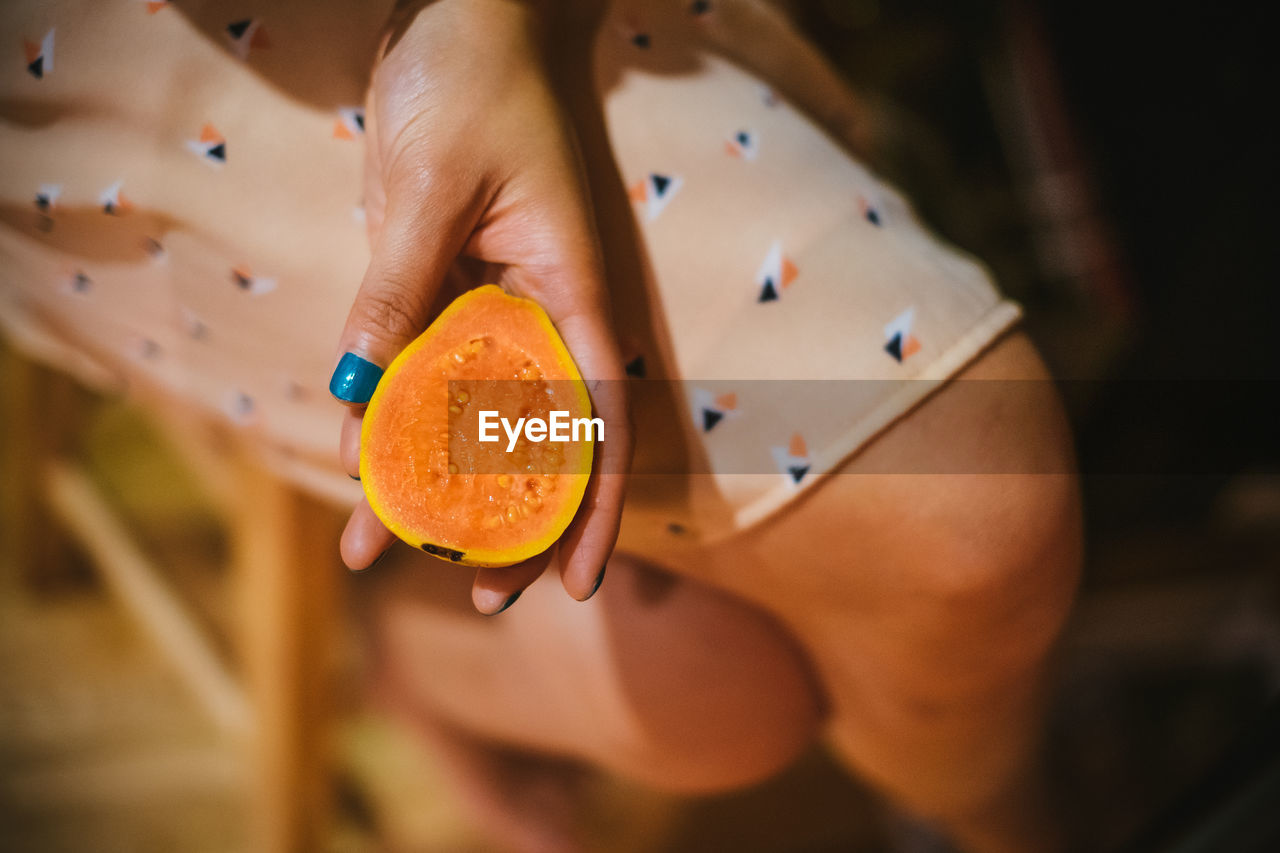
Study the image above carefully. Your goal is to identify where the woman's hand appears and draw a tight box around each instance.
[329,0,630,613]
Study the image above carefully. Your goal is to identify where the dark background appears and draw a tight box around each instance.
[791,1,1279,849]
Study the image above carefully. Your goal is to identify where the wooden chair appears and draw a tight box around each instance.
[2,343,345,853]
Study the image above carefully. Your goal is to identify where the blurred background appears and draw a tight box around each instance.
[2,0,1277,850]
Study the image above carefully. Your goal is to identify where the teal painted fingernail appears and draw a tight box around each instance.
[491,591,521,615]
[586,566,607,600]
[329,352,383,404]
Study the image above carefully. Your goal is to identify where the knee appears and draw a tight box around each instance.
[590,563,825,793]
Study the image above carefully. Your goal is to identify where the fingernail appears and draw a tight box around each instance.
[490,590,521,615]
[329,352,383,404]
[348,473,361,481]
[585,565,607,600]
[355,547,391,573]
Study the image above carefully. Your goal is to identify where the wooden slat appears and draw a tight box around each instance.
[1,353,83,591]
[233,454,343,853]
[42,459,252,737]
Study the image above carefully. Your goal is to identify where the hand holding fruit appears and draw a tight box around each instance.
[328,0,631,613]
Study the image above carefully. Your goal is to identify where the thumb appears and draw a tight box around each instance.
[329,178,479,405]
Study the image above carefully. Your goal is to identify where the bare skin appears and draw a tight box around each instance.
[337,2,1082,850]
[335,0,632,610]
[364,330,1082,853]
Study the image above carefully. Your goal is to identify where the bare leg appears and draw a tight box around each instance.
[708,332,1082,852]
[357,549,824,846]
[373,682,592,853]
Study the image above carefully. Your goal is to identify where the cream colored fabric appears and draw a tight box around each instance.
[0,0,1018,543]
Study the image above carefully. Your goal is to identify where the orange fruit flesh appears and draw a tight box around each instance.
[360,286,593,566]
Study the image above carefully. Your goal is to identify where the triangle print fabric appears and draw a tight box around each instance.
[755,241,798,303]
[142,237,166,262]
[859,196,883,227]
[226,19,270,60]
[692,389,738,433]
[224,389,257,425]
[23,29,54,79]
[187,123,227,165]
[64,270,91,296]
[771,433,811,486]
[615,19,652,50]
[629,173,682,222]
[99,181,132,215]
[724,129,759,161]
[883,307,921,363]
[180,307,209,340]
[34,184,61,214]
[231,266,277,296]
[333,107,365,140]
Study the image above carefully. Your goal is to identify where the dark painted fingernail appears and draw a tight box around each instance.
[329,352,383,404]
[490,590,521,615]
[348,473,360,481]
[586,566,607,600]
[355,547,391,573]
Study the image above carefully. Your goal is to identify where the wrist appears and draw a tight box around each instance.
[384,0,604,43]
[382,0,551,60]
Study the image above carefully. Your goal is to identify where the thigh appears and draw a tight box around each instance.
[361,546,824,793]
[709,330,1082,842]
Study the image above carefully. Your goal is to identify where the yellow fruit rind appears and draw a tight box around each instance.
[359,285,593,567]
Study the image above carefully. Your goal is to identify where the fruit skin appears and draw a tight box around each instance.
[359,285,593,567]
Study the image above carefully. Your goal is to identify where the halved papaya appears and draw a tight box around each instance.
[360,285,594,567]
